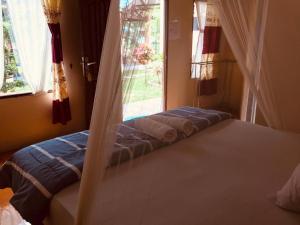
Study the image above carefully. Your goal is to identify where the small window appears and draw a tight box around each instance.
[0,0,51,97]
[191,0,207,79]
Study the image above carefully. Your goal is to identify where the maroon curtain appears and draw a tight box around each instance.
[198,77,218,96]
[199,26,221,96]
[48,23,71,124]
[202,26,221,54]
[49,23,63,63]
[199,2,222,96]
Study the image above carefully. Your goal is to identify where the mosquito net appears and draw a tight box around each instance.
[75,1,281,225]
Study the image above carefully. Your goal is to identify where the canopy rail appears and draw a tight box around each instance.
[191,59,236,79]
[191,59,237,111]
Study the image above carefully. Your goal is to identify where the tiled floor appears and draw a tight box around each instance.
[0,153,19,223]
[0,189,28,225]
[0,152,14,207]
[0,188,13,207]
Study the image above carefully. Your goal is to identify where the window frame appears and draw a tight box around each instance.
[0,91,32,99]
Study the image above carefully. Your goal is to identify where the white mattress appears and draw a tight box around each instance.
[45,120,300,225]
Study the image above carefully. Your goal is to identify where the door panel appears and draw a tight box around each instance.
[79,0,110,127]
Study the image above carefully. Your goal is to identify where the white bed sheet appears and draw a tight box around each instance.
[45,119,300,225]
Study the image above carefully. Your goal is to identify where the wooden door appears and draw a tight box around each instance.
[79,0,111,128]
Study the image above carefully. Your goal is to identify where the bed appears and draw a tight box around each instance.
[1,107,300,225]
[44,119,300,225]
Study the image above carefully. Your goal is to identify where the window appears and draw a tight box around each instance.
[191,0,207,79]
[0,0,51,97]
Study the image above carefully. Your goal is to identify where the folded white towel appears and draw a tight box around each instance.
[134,118,177,143]
[150,115,194,136]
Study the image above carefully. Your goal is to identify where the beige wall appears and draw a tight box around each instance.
[0,0,86,153]
[252,1,300,132]
[260,0,300,132]
[219,39,244,118]
[166,0,194,109]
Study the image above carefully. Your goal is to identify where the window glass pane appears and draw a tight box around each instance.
[0,0,32,96]
[121,0,165,120]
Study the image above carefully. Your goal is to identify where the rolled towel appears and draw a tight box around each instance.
[134,118,177,143]
[150,115,194,136]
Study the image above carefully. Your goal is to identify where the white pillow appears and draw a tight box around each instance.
[276,163,300,212]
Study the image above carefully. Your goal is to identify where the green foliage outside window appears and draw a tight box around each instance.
[0,1,26,94]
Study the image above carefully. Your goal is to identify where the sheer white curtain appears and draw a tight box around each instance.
[191,0,206,78]
[75,0,121,224]
[76,0,157,224]
[7,0,52,93]
[212,0,284,129]
[0,4,4,90]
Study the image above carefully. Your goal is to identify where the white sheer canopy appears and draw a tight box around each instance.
[191,0,206,78]
[75,0,284,224]
[75,0,121,223]
[7,0,52,94]
[76,0,161,224]
[212,0,284,129]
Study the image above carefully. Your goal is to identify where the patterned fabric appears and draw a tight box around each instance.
[42,0,71,124]
[0,107,231,224]
[199,1,221,96]
[42,0,61,24]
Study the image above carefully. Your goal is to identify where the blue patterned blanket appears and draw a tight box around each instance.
[0,107,231,224]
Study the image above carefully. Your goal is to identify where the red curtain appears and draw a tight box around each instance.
[48,23,71,124]
[202,26,221,54]
[42,1,71,125]
[199,2,222,96]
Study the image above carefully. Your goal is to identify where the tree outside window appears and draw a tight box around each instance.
[0,0,31,96]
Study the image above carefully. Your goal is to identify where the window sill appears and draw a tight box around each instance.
[0,90,52,100]
[0,91,33,99]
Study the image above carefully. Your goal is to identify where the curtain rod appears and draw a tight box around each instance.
[191,60,236,66]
